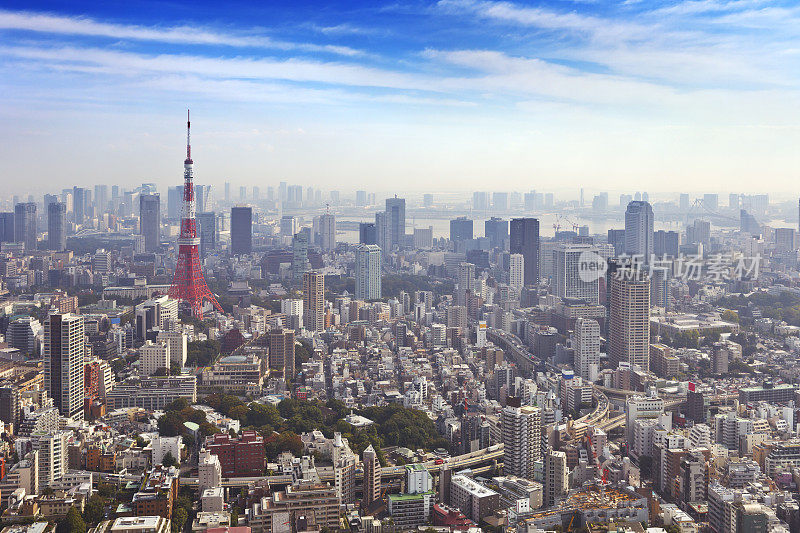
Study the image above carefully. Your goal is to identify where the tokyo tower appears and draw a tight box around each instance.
[169,111,223,318]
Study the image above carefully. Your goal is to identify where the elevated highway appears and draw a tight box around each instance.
[181,444,505,487]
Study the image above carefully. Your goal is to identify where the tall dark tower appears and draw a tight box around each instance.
[510,217,540,286]
[169,111,223,318]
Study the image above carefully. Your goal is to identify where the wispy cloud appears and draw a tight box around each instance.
[0,9,366,57]
[308,23,379,36]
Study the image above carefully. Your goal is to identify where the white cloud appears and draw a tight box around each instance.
[0,9,365,57]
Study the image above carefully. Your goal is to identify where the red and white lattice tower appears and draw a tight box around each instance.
[169,110,223,318]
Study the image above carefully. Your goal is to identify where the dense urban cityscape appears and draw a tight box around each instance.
[4,0,800,533]
[0,110,798,533]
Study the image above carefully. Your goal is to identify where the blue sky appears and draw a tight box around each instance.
[1,0,799,196]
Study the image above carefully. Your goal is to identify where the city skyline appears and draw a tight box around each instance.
[3,1,800,193]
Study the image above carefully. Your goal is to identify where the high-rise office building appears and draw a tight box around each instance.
[44,313,85,420]
[473,191,489,211]
[624,201,654,259]
[385,197,406,249]
[573,318,601,381]
[14,202,37,251]
[485,217,509,249]
[318,213,336,251]
[510,218,540,286]
[544,449,568,507]
[356,190,367,206]
[493,191,509,211]
[775,227,797,253]
[687,219,711,245]
[553,243,599,304]
[139,193,161,252]
[607,229,626,257]
[280,215,297,237]
[94,184,108,215]
[230,206,253,255]
[375,211,387,251]
[355,244,382,301]
[654,230,680,257]
[167,186,184,219]
[292,232,310,281]
[195,184,210,213]
[197,212,217,257]
[268,328,295,380]
[47,201,66,251]
[73,187,87,224]
[450,217,473,243]
[501,402,541,479]
[303,272,325,332]
[458,262,475,295]
[0,212,14,242]
[359,222,377,245]
[610,273,651,371]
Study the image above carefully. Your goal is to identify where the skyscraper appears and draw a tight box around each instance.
[359,222,377,245]
[318,213,336,251]
[624,201,654,259]
[0,212,14,242]
[292,232,310,281]
[355,244,382,301]
[44,313,85,420]
[654,230,680,257]
[268,328,295,381]
[501,402,541,479]
[167,186,184,219]
[280,215,298,237]
[470,191,487,211]
[485,217,509,249]
[510,218,540,286]
[94,184,108,215]
[197,212,217,257]
[195,184,210,213]
[47,201,66,251]
[610,273,651,371]
[362,444,381,509]
[303,271,325,332]
[72,187,87,224]
[450,217,473,243]
[574,318,600,381]
[139,193,161,252]
[14,202,37,251]
[553,243,599,304]
[230,206,253,255]
[385,197,406,249]
[375,211,387,251]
